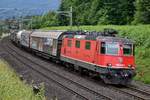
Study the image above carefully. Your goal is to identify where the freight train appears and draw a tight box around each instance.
[10,29,136,85]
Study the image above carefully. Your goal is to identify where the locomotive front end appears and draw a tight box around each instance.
[97,37,136,85]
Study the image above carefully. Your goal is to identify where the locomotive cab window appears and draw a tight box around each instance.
[123,44,132,55]
[85,41,91,50]
[76,40,80,48]
[67,40,72,47]
[106,42,119,55]
[101,42,106,54]
[100,42,119,55]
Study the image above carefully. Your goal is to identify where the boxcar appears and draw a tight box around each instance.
[20,30,33,48]
[15,30,25,44]
[30,30,66,58]
[10,30,18,42]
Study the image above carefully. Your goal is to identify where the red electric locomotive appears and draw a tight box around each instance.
[61,29,136,85]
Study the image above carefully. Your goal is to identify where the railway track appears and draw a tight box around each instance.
[132,81,150,93]
[108,86,150,100]
[2,38,113,100]
[1,37,150,100]
[127,86,150,97]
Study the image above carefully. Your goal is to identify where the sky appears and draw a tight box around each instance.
[0,0,60,10]
[0,0,61,19]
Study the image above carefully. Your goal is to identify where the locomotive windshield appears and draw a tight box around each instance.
[101,42,119,55]
[123,44,133,55]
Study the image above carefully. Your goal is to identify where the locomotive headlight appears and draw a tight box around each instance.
[107,63,112,67]
[128,64,132,68]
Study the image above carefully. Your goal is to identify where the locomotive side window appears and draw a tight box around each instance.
[76,40,80,48]
[67,40,72,47]
[123,44,132,55]
[101,42,106,54]
[62,39,65,47]
[85,41,91,50]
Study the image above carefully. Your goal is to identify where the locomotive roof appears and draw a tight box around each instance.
[22,30,32,34]
[64,30,133,44]
[97,36,133,44]
[16,30,26,39]
[16,30,25,34]
[31,30,66,39]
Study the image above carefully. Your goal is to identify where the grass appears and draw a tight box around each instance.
[43,25,150,84]
[0,59,45,100]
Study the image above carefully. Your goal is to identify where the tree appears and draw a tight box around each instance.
[31,12,59,29]
[133,0,150,24]
[97,0,135,25]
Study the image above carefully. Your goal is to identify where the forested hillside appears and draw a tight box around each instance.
[59,0,135,25]
[31,0,150,29]
[59,0,150,25]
